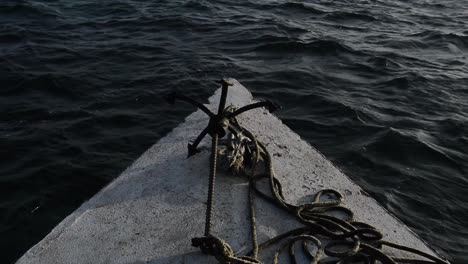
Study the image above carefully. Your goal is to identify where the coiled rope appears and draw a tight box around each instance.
[168,79,449,264]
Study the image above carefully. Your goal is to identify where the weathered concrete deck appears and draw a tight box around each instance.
[17,79,445,264]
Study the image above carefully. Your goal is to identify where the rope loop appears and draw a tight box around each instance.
[192,236,262,264]
[324,236,361,258]
[273,234,323,264]
[350,222,383,242]
[208,115,230,137]
[313,189,344,206]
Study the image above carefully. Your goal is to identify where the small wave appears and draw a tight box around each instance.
[0,25,25,44]
[367,56,403,70]
[280,2,328,14]
[436,118,468,148]
[0,1,60,18]
[68,1,139,17]
[183,0,213,11]
[365,128,463,171]
[245,1,328,14]
[152,16,213,31]
[316,22,370,32]
[2,73,89,100]
[253,39,363,56]
[72,14,211,33]
[411,30,468,50]
[378,38,430,50]
[324,11,377,22]
[372,72,428,90]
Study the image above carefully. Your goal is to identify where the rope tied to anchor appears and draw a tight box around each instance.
[192,236,262,264]
[168,78,449,264]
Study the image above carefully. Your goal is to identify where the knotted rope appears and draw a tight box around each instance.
[192,236,261,264]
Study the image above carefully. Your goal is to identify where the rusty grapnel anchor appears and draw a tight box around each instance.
[167,78,278,158]
[167,78,278,263]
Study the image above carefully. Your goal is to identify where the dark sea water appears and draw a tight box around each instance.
[1,0,467,263]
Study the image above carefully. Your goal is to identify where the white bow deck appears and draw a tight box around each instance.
[17,79,445,264]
